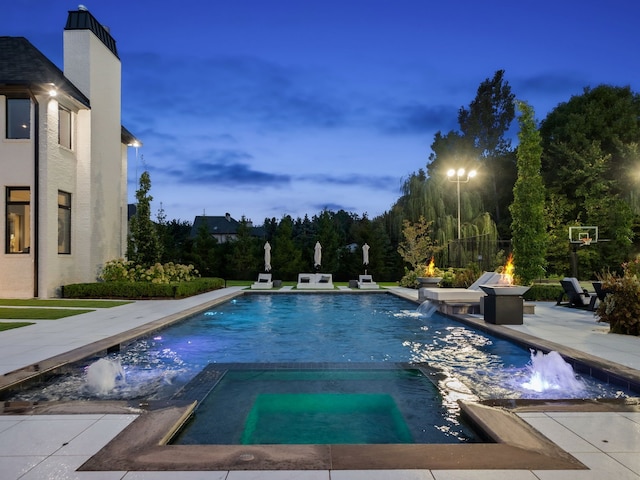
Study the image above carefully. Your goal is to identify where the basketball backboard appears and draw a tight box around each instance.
[569,226,598,246]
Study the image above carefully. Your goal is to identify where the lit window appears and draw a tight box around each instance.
[59,107,71,149]
[6,98,30,139]
[6,188,31,254]
[58,191,71,254]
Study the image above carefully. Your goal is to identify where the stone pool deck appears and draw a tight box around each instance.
[0,286,639,479]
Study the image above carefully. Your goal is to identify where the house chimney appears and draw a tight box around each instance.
[225,213,231,222]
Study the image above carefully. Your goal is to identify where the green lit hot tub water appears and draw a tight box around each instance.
[241,393,412,444]
[172,367,478,445]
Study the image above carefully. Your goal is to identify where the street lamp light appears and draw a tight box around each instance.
[447,168,477,239]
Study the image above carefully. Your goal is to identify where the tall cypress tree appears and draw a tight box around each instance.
[510,101,547,283]
[127,171,162,266]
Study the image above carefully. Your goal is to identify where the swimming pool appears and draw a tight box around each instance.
[8,292,630,404]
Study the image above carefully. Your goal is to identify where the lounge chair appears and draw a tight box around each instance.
[296,273,334,289]
[557,277,597,310]
[419,271,503,303]
[250,273,273,289]
[357,274,379,289]
[592,281,609,302]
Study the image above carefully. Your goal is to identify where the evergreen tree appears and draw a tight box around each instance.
[127,171,162,266]
[272,215,304,280]
[227,217,261,279]
[510,101,547,284]
[315,209,342,273]
[160,218,193,264]
[190,221,218,277]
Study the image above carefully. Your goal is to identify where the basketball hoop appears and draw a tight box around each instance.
[580,236,592,246]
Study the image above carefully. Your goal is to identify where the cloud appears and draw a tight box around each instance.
[297,172,399,191]
[376,103,459,135]
[150,150,291,189]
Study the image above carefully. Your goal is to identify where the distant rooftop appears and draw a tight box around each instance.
[191,214,265,239]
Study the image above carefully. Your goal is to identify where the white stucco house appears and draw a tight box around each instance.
[0,8,140,298]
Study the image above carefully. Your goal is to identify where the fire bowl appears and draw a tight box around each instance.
[417,277,442,286]
[479,285,530,296]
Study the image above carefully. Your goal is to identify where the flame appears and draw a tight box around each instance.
[426,257,436,276]
[503,253,514,284]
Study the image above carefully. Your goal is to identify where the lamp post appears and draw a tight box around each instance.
[447,168,476,239]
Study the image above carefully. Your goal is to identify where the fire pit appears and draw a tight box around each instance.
[480,284,530,325]
[479,285,530,296]
[478,255,530,325]
[417,257,442,287]
[417,276,442,287]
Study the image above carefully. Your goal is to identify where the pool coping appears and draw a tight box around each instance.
[4,397,587,471]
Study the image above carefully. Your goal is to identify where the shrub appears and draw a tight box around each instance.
[523,284,563,301]
[438,269,456,288]
[399,268,419,288]
[596,269,640,336]
[62,277,224,299]
[452,265,481,288]
[100,259,198,284]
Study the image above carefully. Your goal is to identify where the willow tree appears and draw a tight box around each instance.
[510,101,546,283]
[426,70,516,242]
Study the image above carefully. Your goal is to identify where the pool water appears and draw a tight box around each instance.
[172,366,477,445]
[242,393,411,444]
[6,293,632,403]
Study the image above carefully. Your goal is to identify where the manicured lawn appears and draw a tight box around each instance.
[0,308,95,320]
[0,321,34,331]
[0,299,130,308]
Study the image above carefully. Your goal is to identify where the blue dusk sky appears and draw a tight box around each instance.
[3,0,639,224]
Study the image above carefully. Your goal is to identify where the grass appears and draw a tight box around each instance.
[0,308,95,320]
[0,298,129,329]
[0,299,131,308]
[0,322,34,331]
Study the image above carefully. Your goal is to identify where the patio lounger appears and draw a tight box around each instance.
[557,277,597,310]
[250,273,273,289]
[297,273,334,289]
[592,281,609,302]
[419,271,503,302]
[358,274,380,289]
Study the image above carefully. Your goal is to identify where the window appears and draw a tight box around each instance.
[58,191,71,254]
[6,188,31,254]
[6,98,30,139]
[58,107,71,149]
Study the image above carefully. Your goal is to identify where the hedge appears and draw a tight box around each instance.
[62,277,225,299]
[523,283,563,301]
